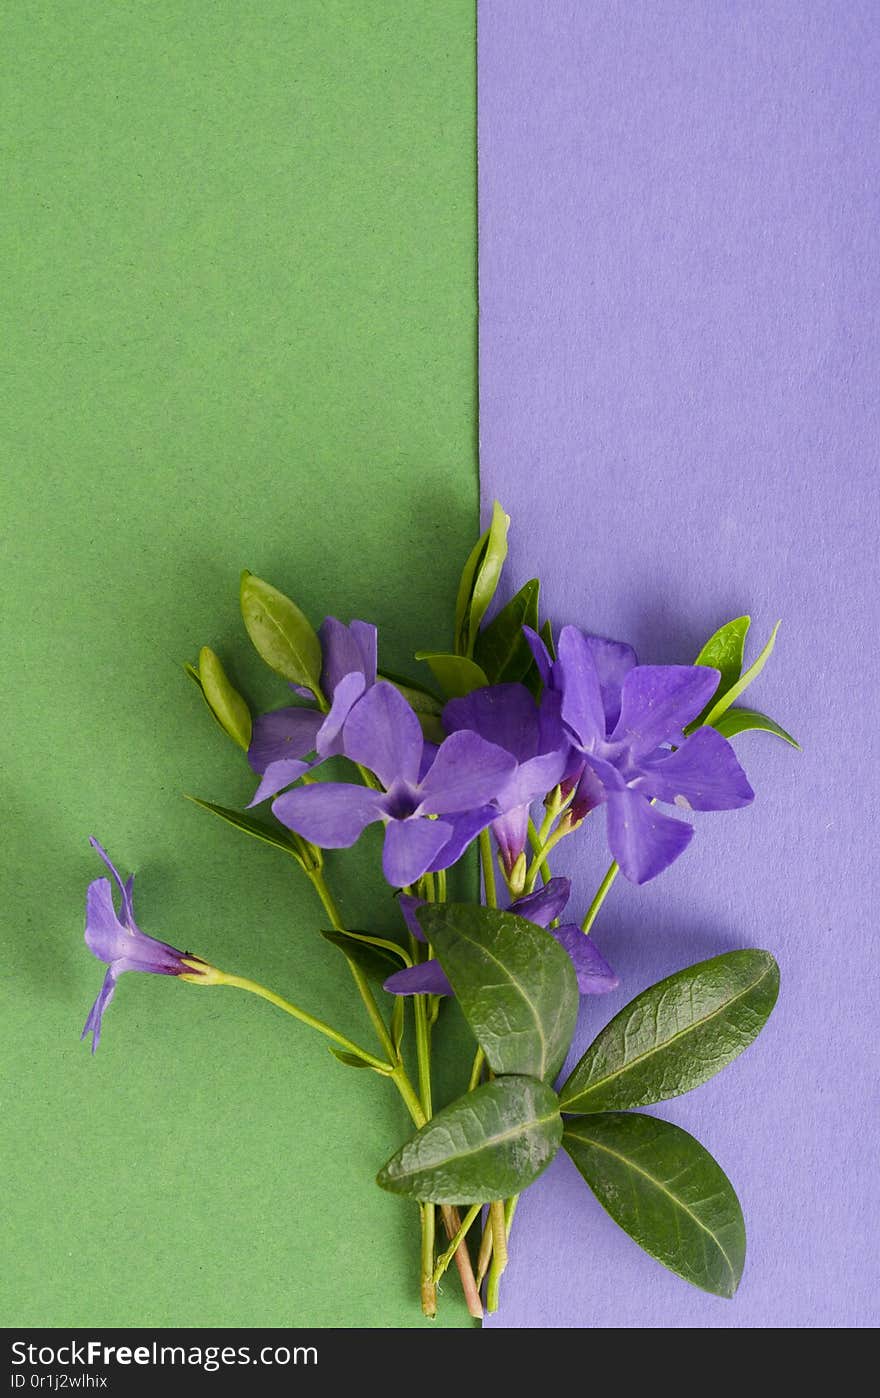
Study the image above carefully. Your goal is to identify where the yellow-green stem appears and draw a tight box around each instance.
[213,973,390,1071]
[432,1204,481,1284]
[479,829,498,909]
[485,1200,508,1312]
[420,1203,437,1317]
[581,859,620,933]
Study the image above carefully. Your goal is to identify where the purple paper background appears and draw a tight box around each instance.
[479,1,878,1328]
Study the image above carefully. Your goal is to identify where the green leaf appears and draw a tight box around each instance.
[474,578,540,683]
[564,1112,746,1298]
[414,652,489,699]
[195,646,252,750]
[184,794,318,869]
[240,571,323,692]
[377,1075,562,1202]
[694,616,750,703]
[390,996,405,1056]
[559,950,779,1114]
[321,928,408,984]
[453,500,510,657]
[539,617,556,661]
[379,669,445,742]
[419,903,579,1083]
[329,1047,392,1075]
[702,621,781,728]
[711,705,800,749]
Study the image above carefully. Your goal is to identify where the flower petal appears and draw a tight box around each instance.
[350,620,378,686]
[382,817,453,887]
[550,924,620,994]
[84,879,130,963]
[319,617,376,695]
[510,876,571,927]
[443,683,539,760]
[316,671,366,757]
[523,625,553,686]
[606,788,693,884]
[88,837,136,928]
[248,707,323,774]
[398,892,427,942]
[498,748,569,809]
[383,959,453,996]
[417,731,516,815]
[81,966,118,1053]
[427,806,497,872]
[636,726,755,811]
[581,635,638,731]
[342,681,423,788]
[490,805,529,874]
[558,625,607,747]
[247,756,313,807]
[611,665,720,755]
[273,782,386,848]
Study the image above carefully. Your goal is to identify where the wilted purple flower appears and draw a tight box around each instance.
[81,839,212,1052]
[526,625,754,884]
[443,683,569,876]
[272,682,516,887]
[248,618,377,805]
[384,877,618,996]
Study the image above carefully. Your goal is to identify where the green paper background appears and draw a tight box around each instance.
[2,1,476,1327]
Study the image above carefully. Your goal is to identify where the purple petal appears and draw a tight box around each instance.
[427,806,497,872]
[490,805,529,874]
[417,731,516,815]
[398,892,427,942]
[581,635,638,731]
[88,837,136,929]
[350,620,378,685]
[418,740,439,782]
[611,665,720,756]
[384,959,453,996]
[635,726,755,811]
[550,924,620,994]
[81,966,118,1053]
[315,671,366,757]
[319,617,374,696]
[382,817,453,887]
[247,707,322,774]
[510,876,571,927]
[443,683,540,760]
[273,782,386,848]
[343,681,423,788]
[247,756,312,807]
[572,760,608,816]
[606,788,693,884]
[558,626,607,748]
[84,880,187,973]
[498,747,569,809]
[523,625,553,686]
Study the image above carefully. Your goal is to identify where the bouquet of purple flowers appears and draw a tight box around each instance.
[80,504,795,1318]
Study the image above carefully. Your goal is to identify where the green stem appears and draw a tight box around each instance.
[485,1201,508,1312]
[475,1213,494,1291]
[581,859,619,934]
[467,1046,485,1092]
[432,1204,481,1284]
[214,973,390,1072]
[524,823,569,893]
[527,816,552,884]
[307,866,398,1062]
[420,1204,437,1317]
[436,867,447,902]
[413,993,432,1118]
[479,829,498,909]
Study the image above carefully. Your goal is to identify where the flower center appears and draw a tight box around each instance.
[384,781,420,821]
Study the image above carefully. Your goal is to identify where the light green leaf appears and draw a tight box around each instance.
[692,615,750,725]
[414,652,489,699]
[321,928,409,984]
[702,621,781,728]
[559,950,779,1114]
[195,646,252,750]
[377,1075,562,1203]
[474,578,540,683]
[564,1112,746,1297]
[390,996,405,1056]
[419,903,578,1083]
[711,705,800,749]
[329,1047,392,1075]
[184,794,318,870]
[454,500,510,657]
[240,571,323,692]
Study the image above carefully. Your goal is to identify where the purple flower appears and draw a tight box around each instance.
[443,683,569,875]
[527,625,754,884]
[247,617,378,805]
[272,682,516,888]
[81,839,212,1052]
[384,877,618,996]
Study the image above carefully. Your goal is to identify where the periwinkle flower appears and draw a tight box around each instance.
[384,877,618,997]
[81,839,214,1052]
[272,682,516,888]
[248,617,378,805]
[443,683,569,879]
[526,625,754,884]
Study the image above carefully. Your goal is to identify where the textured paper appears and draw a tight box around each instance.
[478,0,879,1327]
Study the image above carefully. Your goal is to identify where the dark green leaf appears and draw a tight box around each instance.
[197,646,252,750]
[240,571,323,692]
[564,1112,746,1297]
[419,903,579,1083]
[711,705,800,749]
[184,794,317,869]
[702,621,781,727]
[414,652,489,699]
[454,501,510,657]
[474,578,540,683]
[377,1075,562,1202]
[694,616,750,707]
[321,928,408,984]
[539,617,556,661]
[559,950,779,1114]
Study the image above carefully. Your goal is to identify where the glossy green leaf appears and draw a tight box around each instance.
[414,652,489,699]
[377,1075,562,1203]
[559,950,779,1114]
[196,646,252,750]
[240,570,323,692]
[711,705,800,749]
[321,928,408,984]
[379,669,445,742]
[453,500,510,657]
[702,621,781,728]
[419,903,579,1083]
[694,616,750,698]
[474,578,540,683]
[564,1112,746,1297]
[184,794,319,870]
[539,617,556,660]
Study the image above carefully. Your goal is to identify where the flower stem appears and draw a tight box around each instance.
[214,972,391,1071]
[479,829,498,909]
[485,1201,509,1313]
[581,859,620,933]
[432,1204,481,1284]
[526,816,552,884]
[420,1203,437,1317]
[467,1046,485,1091]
